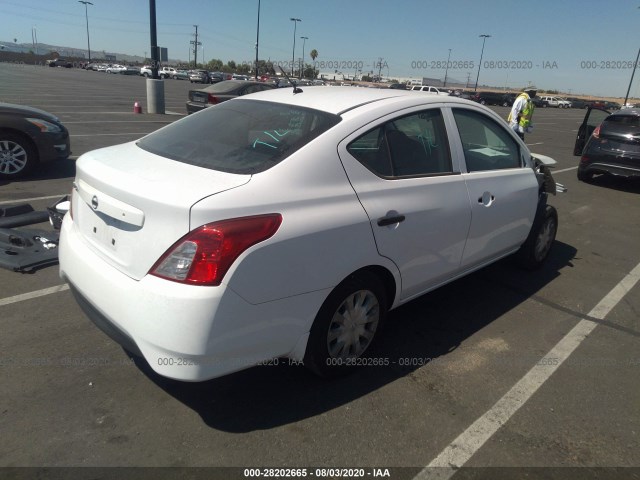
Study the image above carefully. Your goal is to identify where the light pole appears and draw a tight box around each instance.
[255,0,261,79]
[443,48,451,87]
[474,34,491,92]
[300,36,308,79]
[290,18,301,76]
[78,1,93,62]
[624,7,640,107]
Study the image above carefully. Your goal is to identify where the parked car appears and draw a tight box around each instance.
[158,66,177,79]
[47,58,72,68]
[475,91,515,106]
[189,70,211,84]
[120,65,140,75]
[140,65,153,77]
[186,80,276,113]
[59,89,560,382]
[410,85,448,95]
[539,96,571,108]
[566,97,590,109]
[388,83,408,90]
[532,97,549,108]
[215,72,233,82]
[0,102,71,179]
[172,69,189,80]
[106,64,126,74]
[574,107,640,182]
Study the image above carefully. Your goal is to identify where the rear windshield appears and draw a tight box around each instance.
[605,114,640,126]
[136,99,341,174]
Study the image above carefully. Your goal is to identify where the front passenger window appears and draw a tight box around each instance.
[452,109,521,172]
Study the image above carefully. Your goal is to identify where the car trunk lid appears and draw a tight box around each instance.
[72,141,250,280]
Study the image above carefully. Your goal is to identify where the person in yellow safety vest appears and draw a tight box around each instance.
[508,87,537,140]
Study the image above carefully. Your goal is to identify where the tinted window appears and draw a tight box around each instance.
[605,115,640,126]
[137,99,340,174]
[347,109,453,177]
[452,109,521,172]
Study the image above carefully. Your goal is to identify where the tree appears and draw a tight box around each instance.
[310,49,318,62]
[206,58,223,71]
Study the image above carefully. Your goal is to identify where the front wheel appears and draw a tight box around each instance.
[0,133,38,179]
[304,272,387,378]
[515,204,558,270]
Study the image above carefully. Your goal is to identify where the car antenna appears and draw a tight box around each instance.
[278,66,303,94]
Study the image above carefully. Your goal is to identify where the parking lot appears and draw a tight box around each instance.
[1,63,639,479]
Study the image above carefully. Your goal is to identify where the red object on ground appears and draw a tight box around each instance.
[133,101,142,114]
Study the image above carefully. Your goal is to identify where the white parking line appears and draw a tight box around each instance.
[553,166,578,174]
[0,284,70,307]
[0,195,67,205]
[414,261,640,480]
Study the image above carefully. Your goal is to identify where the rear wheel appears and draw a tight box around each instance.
[516,204,558,270]
[0,132,38,179]
[304,271,387,378]
[577,170,593,182]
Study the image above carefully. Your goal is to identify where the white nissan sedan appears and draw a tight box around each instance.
[59,87,559,382]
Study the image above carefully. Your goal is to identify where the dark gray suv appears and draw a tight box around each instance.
[0,103,71,179]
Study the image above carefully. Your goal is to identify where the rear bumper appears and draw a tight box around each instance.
[59,216,325,381]
[185,102,210,114]
[579,161,640,178]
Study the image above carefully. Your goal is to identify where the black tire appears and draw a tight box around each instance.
[516,204,558,270]
[577,169,593,182]
[480,100,486,105]
[304,271,388,378]
[0,132,38,179]
[143,73,150,78]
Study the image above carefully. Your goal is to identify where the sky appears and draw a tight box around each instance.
[2,0,640,98]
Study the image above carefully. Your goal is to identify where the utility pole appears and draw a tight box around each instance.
[443,48,452,87]
[78,1,93,62]
[191,25,200,68]
[377,57,384,80]
[290,18,301,76]
[300,36,308,79]
[474,34,491,92]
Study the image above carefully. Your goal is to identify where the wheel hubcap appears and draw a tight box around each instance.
[327,290,379,360]
[0,141,28,175]
[534,218,556,262]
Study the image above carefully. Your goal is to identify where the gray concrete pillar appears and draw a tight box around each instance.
[146,78,165,114]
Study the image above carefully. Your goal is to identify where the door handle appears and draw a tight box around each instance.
[478,192,495,206]
[377,214,406,226]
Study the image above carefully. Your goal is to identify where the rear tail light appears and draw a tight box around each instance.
[149,214,282,286]
[592,125,601,138]
[207,94,219,104]
[580,155,589,164]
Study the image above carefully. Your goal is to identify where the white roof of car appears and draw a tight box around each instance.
[245,86,471,115]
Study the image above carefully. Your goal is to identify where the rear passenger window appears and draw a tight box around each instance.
[452,108,521,172]
[347,109,453,178]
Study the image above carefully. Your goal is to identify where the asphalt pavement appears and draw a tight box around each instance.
[0,63,638,480]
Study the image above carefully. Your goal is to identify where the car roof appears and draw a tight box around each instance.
[609,108,640,117]
[243,86,481,115]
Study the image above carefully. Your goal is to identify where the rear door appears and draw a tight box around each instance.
[574,107,610,155]
[338,106,472,300]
